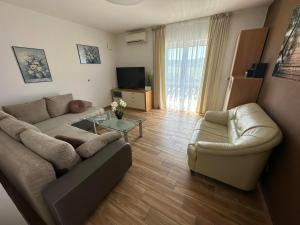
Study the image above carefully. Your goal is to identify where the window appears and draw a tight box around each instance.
[165,18,209,112]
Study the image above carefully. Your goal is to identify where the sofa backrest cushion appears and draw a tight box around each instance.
[0,117,40,141]
[232,103,279,140]
[76,131,121,158]
[45,94,73,117]
[3,99,50,124]
[20,129,81,171]
[0,111,13,120]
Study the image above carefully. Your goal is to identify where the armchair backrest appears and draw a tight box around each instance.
[229,103,281,146]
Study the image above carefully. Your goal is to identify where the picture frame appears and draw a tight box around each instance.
[273,6,300,81]
[76,44,101,64]
[12,46,52,83]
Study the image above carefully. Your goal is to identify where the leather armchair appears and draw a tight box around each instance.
[187,103,282,191]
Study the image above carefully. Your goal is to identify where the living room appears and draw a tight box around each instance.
[0,0,298,225]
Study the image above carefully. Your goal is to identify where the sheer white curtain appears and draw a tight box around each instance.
[165,18,209,112]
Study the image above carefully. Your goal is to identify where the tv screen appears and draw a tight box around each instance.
[116,67,145,89]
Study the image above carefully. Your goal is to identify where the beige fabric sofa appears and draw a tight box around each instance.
[187,103,282,191]
[0,95,132,225]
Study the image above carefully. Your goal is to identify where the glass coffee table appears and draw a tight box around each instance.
[87,111,144,142]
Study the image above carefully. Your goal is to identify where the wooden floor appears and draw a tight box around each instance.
[85,109,269,225]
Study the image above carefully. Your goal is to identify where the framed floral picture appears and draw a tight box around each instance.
[12,46,52,83]
[77,44,101,64]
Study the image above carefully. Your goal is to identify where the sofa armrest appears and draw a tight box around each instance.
[195,141,235,154]
[195,137,280,156]
[0,134,57,225]
[42,139,132,225]
[204,111,228,126]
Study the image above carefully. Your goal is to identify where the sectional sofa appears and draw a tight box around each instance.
[0,94,132,225]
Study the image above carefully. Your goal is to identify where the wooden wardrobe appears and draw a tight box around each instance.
[223,27,268,110]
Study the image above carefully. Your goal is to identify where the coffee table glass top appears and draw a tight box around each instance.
[87,111,145,133]
[87,114,108,123]
[101,118,136,132]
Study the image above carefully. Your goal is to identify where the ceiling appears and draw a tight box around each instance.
[1,0,273,33]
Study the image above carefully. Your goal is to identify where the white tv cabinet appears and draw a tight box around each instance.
[111,88,152,112]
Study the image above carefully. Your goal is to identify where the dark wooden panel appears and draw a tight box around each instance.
[259,1,300,225]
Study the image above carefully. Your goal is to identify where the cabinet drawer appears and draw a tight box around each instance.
[122,92,133,103]
[122,91,145,110]
[130,93,145,110]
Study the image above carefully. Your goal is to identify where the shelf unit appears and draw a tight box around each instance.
[223,27,268,110]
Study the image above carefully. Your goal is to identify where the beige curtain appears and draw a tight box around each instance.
[153,26,166,109]
[197,13,231,114]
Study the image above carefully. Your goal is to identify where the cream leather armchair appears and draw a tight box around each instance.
[187,103,282,191]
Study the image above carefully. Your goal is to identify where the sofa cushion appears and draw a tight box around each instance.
[20,129,81,170]
[235,110,277,136]
[234,103,263,120]
[0,117,40,141]
[194,119,228,138]
[45,94,73,118]
[191,128,228,145]
[34,106,102,132]
[76,131,121,158]
[0,111,13,120]
[46,124,98,142]
[3,99,50,124]
[0,130,56,225]
[55,135,85,149]
[69,100,92,113]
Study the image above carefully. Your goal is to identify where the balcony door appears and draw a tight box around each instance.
[165,18,209,112]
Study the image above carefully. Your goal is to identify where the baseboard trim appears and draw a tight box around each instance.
[257,183,273,225]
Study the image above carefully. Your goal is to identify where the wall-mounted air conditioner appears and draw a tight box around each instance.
[125,31,147,44]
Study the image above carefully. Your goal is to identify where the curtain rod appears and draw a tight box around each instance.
[151,12,231,31]
[125,12,231,33]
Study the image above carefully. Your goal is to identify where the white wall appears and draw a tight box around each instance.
[115,29,153,73]
[0,2,116,108]
[0,2,268,110]
[217,6,268,109]
[115,7,268,110]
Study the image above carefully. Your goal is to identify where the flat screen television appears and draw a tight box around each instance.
[116,67,145,89]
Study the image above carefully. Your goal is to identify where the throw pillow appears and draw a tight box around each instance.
[20,129,81,170]
[69,100,92,113]
[0,117,40,141]
[0,111,13,120]
[45,93,73,117]
[3,99,50,124]
[76,131,121,158]
[83,100,92,108]
[204,111,229,126]
[55,135,85,149]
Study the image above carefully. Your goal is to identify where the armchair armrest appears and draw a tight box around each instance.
[204,111,228,126]
[195,141,235,155]
[195,138,277,156]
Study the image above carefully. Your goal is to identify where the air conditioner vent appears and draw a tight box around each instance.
[125,31,147,43]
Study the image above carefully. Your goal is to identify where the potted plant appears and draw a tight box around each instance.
[111,99,127,120]
[145,71,153,91]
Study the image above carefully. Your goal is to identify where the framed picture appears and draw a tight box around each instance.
[77,44,101,64]
[12,46,52,83]
[273,6,300,81]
